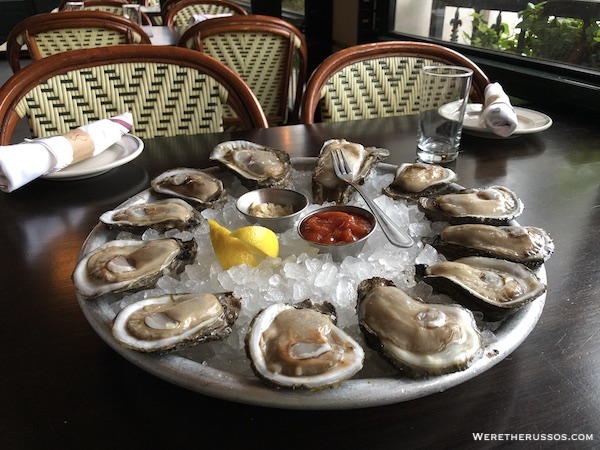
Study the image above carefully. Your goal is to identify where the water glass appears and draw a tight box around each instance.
[65,1,85,10]
[122,4,142,25]
[416,65,473,163]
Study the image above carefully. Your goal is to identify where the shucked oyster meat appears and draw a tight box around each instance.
[429,224,554,269]
[245,300,365,390]
[72,237,197,299]
[383,162,457,201]
[418,185,524,225]
[417,256,546,320]
[312,139,389,204]
[210,140,292,189]
[100,198,201,232]
[151,168,226,210]
[112,292,241,353]
[357,277,483,377]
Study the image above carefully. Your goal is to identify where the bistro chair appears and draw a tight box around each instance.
[178,14,307,126]
[6,11,152,73]
[58,0,154,25]
[0,45,268,144]
[164,0,247,34]
[301,41,491,124]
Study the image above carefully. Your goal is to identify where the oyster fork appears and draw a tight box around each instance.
[331,148,414,248]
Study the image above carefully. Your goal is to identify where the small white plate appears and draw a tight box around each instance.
[440,103,553,138]
[43,134,144,180]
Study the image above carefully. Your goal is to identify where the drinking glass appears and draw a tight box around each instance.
[122,4,142,25]
[65,1,85,10]
[416,65,473,163]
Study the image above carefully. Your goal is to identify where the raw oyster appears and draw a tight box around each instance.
[312,139,389,204]
[112,292,241,353]
[99,198,202,232]
[72,237,197,299]
[151,168,226,209]
[210,140,292,189]
[418,185,524,225]
[357,277,482,377]
[245,300,365,390]
[383,162,457,201]
[429,224,554,268]
[416,256,546,320]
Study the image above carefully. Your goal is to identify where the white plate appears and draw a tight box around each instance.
[43,134,144,180]
[76,159,546,410]
[439,103,552,138]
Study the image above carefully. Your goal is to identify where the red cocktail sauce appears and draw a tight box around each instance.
[300,211,373,245]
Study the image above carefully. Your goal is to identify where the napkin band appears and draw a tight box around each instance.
[484,93,505,107]
[63,129,95,164]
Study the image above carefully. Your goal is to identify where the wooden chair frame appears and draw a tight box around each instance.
[301,41,491,124]
[6,11,152,73]
[164,0,247,31]
[178,14,307,125]
[0,45,268,144]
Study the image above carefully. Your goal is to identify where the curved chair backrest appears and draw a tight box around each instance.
[164,0,247,34]
[301,41,491,124]
[6,11,152,73]
[58,1,153,25]
[0,45,268,144]
[178,14,307,126]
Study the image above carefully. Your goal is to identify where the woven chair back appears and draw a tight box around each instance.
[0,45,267,144]
[179,15,307,126]
[6,11,151,73]
[165,0,247,34]
[301,41,491,124]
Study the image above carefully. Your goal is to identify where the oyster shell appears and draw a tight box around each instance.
[151,168,226,209]
[72,238,197,299]
[112,292,241,353]
[418,185,524,225]
[99,198,202,232]
[210,140,292,189]
[357,277,482,377]
[383,162,457,201]
[312,139,389,204]
[245,300,365,390]
[416,256,546,320]
[429,224,554,269]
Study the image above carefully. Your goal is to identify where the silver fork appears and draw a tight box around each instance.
[331,148,414,248]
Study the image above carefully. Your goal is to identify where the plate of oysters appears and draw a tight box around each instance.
[73,139,553,409]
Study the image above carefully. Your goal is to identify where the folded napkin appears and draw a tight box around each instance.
[188,13,232,26]
[480,82,518,137]
[0,112,133,193]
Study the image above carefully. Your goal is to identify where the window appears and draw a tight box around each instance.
[379,0,600,112]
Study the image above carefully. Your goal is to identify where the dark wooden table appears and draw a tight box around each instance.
[2,108,599,448]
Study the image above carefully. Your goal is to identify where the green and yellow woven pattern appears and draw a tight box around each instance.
[14,62,229,138]
[18,28,143,58]
[201,32,295,121]
[319,56,446,122]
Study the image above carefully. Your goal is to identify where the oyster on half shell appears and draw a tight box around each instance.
[429,224,554,269]
[100,198,201,232]
[418,185,524,225]
[151,168,226,210]
[245,300,365,390]
[72,237,197,299]
[416,256,546,320]
[312,139,389,204]
[112,292,241,353]
[210,140,292,189]
[357,277,483,377]
[383,162,457,201]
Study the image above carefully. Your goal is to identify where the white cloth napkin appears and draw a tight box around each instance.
[188,13,232,26]
[480,82,518,137]
[0,112,133,193]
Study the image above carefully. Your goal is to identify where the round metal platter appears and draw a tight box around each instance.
[76,158,546,410]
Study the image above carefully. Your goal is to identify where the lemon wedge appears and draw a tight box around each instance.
[208,220,279,270]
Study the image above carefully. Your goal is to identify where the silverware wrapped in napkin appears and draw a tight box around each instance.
[480,82,518,137]
[0,112,133,193]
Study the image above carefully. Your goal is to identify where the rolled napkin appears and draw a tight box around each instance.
[188,13,232,26]
[0,112,133,193]
[480,82,518,137]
